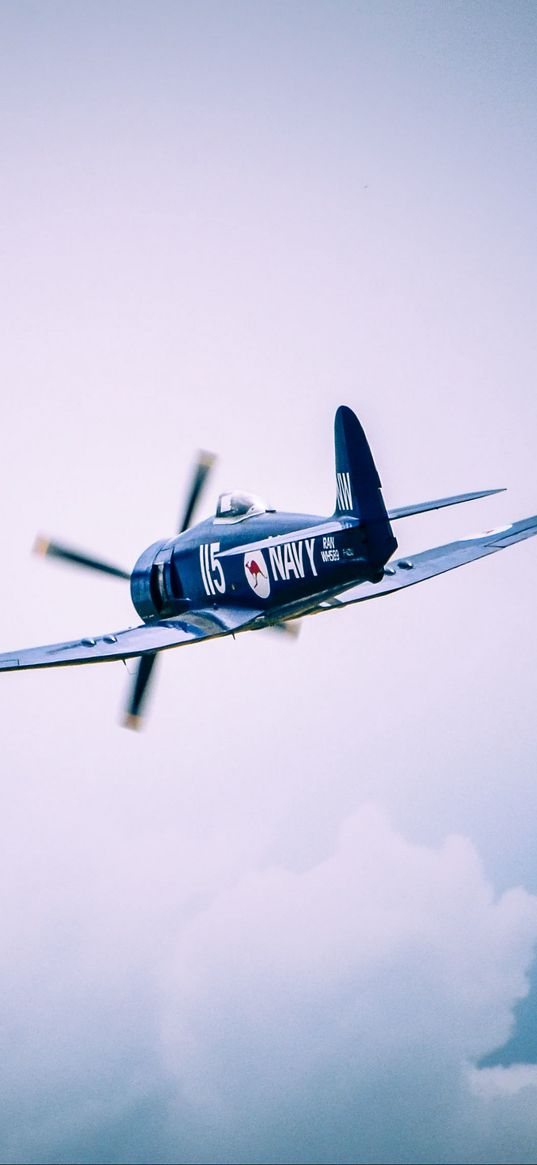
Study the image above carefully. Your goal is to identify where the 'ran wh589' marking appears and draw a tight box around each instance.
[321,535,339,563]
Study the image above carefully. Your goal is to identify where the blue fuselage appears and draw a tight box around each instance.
[130,511,391,622]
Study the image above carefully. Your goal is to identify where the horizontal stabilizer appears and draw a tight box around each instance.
[388,488,505,521]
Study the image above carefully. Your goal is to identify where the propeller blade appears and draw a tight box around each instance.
[123,652,158,730]
[34,535,130,580]
[178,450,216,533]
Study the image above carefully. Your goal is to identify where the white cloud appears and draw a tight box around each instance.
[2,800,537,1163]
[158,806,537,1164]
[469,1063,537,1097]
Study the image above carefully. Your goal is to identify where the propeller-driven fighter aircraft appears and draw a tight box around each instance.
[1,406,536,728]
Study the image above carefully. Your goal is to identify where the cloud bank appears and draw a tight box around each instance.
[158,805,537,1164]
[5,802,536,1163]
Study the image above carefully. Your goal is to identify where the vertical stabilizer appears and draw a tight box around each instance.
[334,405,397,566]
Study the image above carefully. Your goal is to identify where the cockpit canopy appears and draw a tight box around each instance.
[215,491,274,523]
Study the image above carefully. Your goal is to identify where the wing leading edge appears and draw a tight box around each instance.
[320,514,537,611]
[0,606,262,673]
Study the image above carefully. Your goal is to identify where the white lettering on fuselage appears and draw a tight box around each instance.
[304,538,316,575]
[321,535,340,563]
[268,537,318,582]
[200,542,226,596]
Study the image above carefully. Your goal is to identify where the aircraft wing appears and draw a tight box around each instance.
[0,605,262,673]
[319,514,537,611]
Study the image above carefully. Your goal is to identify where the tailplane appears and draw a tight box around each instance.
[334,405,397,566]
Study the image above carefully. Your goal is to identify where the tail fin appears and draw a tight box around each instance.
[334,405,397,566]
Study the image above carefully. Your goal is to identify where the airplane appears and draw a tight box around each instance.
[1,405,536,729]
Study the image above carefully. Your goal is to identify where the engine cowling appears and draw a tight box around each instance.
[130,539,186,621]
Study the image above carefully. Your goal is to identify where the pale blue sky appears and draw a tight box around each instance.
[0,3,536,1162]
